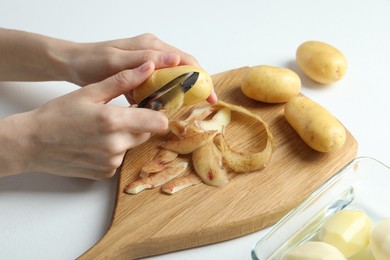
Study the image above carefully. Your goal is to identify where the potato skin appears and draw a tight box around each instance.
[134,65,213,106]
[241,66,301,103]
[284,96,346,152]
[296,41,347,84]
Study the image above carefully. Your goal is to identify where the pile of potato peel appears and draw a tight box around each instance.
[124,100,274,195]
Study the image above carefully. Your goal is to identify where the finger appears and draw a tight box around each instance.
[124,92,136,105]
[126,132,151,149]
[113,50,181,71]
[206,88,218,104]
[80,61,155,103]
[114,34,200,66]
[149,41,199,66]
[109,106,169,134]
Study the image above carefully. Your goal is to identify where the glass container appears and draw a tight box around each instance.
[252,157,390,260]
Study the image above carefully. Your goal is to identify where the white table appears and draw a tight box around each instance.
[1,0,389,259]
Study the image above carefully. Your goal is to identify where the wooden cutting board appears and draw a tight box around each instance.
[80,67,358,259]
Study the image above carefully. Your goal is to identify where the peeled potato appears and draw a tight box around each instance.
[370,218,390,260]
[284,241,346,260]
[296,41,347,84]
[241,65,301,103]
[318,210,372,257]
[134,65,213,106]
[284,96,346,152]
[349,246,375,260]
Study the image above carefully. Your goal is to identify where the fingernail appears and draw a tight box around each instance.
[206,90,218,104]
[163,53,179,65]
[138,61,152,72]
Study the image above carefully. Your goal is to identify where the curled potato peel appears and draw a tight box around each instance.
[197,107,231,133]
[215,130,273,173]
[213,101,274,172]
[184,104,214,122]
[124,100,274,195]
[160,130,217,154]
[169,120,203,138]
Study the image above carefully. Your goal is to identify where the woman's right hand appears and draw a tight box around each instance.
[0,61,168,179]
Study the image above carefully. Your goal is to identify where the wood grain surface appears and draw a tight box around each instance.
[80,67,358,259]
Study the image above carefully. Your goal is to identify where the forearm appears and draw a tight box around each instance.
[0,28,75,82]
[0,112,36,176]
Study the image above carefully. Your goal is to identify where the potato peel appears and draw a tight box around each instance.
[140,149,178,178]
[213,100,274,173]
[160,130,217,154]
[192,142,229,187]
[124,161,188,194]
[169,120,203,138]
[184,104,214,122]
[161,174,202,195]
[124,100,275,195]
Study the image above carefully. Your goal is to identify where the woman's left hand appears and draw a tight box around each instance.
[66,33,197,86]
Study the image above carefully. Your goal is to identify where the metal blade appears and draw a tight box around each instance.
[137,71,199,110]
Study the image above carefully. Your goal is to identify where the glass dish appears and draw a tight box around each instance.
[251,156,390,260]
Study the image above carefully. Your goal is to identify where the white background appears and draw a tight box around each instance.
[1,0,390,259]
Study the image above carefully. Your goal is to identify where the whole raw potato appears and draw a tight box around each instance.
[370,218,390,260]
[134,65,213,106]
[284,96,346,152]
[241,66,301,103]
[296,41,347,84]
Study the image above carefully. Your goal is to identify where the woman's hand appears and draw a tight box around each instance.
[0,61,169,179]
[66,33,218,104]
[0,29,217,103]
[66,33,198,86]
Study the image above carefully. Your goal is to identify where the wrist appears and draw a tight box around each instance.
[0,112,38,176]
[45,36,79,82]
[61,41,95,86]
[0,28,79,82]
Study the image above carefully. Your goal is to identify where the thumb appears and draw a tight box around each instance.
[81,61,155,103]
